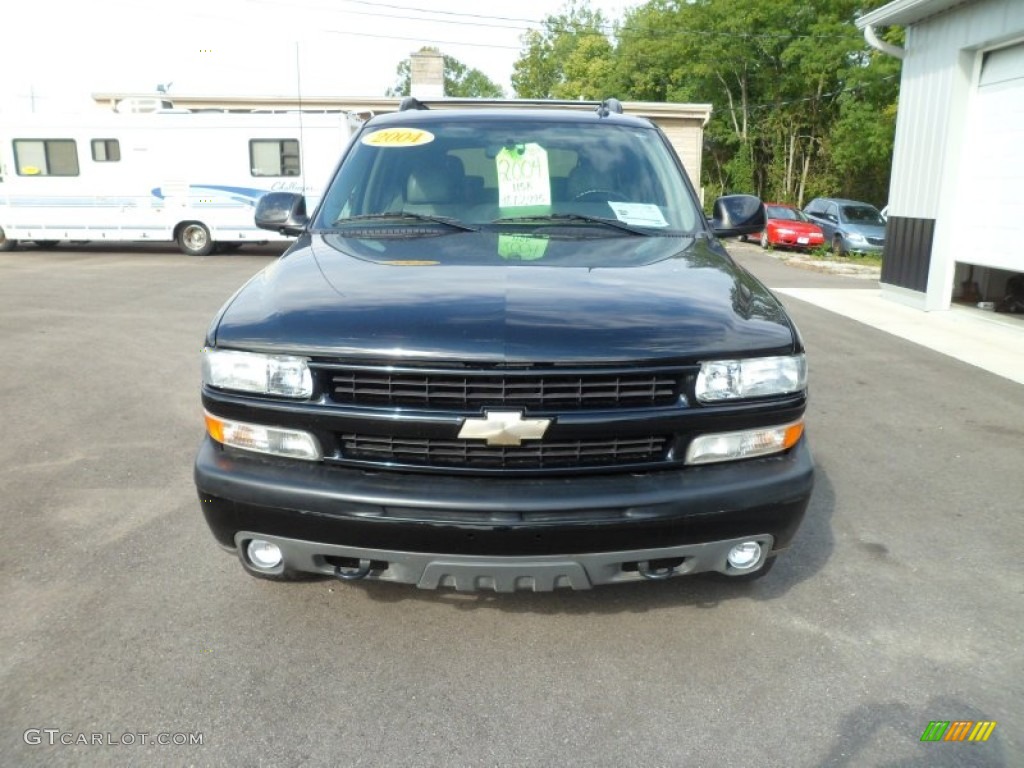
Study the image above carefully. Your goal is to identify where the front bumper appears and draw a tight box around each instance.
[842,237,884,255]
[774,233,824,249]
[194,435,814,588]
[231,531,777,591]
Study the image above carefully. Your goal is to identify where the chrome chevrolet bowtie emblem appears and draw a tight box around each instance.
[458,411,552,446]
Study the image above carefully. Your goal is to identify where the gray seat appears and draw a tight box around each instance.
[404,155,463,214]
[567,160,611,201]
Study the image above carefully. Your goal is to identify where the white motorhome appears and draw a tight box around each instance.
[0,109,360,254]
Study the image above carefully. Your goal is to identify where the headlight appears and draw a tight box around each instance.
[695,354,806,402]
[202,348,313,398]
[776,228,795,235]
[846,232,867,245]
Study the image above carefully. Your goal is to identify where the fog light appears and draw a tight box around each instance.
[247,539,283,570]
[727,541,762,570]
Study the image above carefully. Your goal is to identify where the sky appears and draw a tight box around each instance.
[0,0,643,114]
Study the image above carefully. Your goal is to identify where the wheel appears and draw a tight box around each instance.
[832,235,845,257]
[0,227,17,252]
[32,240,59,249]
[572,188,623,203]
[760,230,769,249]
[177,222,214,256]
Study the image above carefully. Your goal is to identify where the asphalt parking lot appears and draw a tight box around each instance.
[2,242,1021,767]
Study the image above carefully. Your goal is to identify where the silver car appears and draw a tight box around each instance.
[803,197,886,256]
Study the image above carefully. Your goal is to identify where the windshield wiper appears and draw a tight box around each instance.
[491,213,653,236]
[333,212,479,232]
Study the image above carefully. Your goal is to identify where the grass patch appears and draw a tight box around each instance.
[806,246,883,268]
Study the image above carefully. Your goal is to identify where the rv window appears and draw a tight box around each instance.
[250,139,301,177]
[13,139,79,176]
[91,139,121,162]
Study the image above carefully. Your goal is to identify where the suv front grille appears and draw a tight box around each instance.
[321,365,686,410]
[339,433,669,470]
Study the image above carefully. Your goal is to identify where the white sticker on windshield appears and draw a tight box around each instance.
[496,143,551,208]
[607,202,669,228]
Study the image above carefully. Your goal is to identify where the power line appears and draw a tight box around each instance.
[242,0,534,33]
[239,0,862,43]
[334,0,543,26]
[332,0,857,41]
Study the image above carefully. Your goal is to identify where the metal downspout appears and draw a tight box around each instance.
[864,24,906,59]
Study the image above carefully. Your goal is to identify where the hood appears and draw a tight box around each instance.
[844,222,886,238]
[212,231,797,364]
[770,219,822,234]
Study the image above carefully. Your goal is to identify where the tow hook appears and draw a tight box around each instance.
[334,559,374,581]
[637,560,677,580]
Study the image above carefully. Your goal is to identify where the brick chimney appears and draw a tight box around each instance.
[410,49,445,98]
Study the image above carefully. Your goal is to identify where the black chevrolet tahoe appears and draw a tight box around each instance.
[194,98,814,591]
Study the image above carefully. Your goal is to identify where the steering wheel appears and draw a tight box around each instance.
[572,188,623,203]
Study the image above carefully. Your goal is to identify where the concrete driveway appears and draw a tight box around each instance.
[1,244,1020,767]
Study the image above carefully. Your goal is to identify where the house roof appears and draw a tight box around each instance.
[856,0,973,28]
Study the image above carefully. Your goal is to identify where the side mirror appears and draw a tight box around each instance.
[709,194,766,238]
[255,192,308,235]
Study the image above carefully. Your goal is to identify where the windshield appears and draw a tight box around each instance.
[314,118,702,234]
[765,205,808,222]
[841,205,884,225]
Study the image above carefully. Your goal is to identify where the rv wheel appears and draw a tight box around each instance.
[177,222,214,256]
[0,227,17,252]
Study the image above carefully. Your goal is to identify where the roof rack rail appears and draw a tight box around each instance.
[394,97,627,113]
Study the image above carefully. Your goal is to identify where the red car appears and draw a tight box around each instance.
[760,203,825,250]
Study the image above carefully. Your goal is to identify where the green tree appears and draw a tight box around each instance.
[509,0,899,206]
[386,48,505,98]
[612,0,898,206]
[512,1,613,99]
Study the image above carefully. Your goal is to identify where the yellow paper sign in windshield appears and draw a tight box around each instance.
[496,143,551,208]
[361,128,435,148]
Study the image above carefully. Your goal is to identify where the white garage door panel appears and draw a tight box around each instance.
[980,40,1024,87]
[949,43,1024,273]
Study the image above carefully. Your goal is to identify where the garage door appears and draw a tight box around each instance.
[949,41,1024,272]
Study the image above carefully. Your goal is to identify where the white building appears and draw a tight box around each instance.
[857,0,1024,311]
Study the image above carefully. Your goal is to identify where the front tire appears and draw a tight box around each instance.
[832,236,845,257]
[177,222,214,256]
